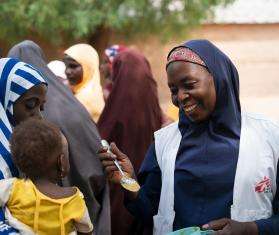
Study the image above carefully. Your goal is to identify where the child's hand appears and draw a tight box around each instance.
[98,143,136,184]
[77,232,93,235]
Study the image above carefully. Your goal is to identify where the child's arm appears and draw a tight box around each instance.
[74,205,94,234]
[0,178,20,234]
[0,178,15,206]
[72,189,94,234]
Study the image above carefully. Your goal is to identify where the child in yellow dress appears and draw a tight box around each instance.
[0,119,93,235]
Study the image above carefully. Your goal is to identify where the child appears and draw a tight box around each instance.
[0,119,93,235]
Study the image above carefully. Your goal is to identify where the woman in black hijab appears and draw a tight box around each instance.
[8,41,111,235]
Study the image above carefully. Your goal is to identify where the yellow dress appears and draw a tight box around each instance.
[0,178,93,235]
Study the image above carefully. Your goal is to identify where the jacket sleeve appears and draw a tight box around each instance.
[125,142,162,225]
[255,159,279,234]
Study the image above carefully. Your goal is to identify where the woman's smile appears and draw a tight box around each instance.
[183,103,198,113]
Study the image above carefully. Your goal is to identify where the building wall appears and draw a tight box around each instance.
[2,23,279,119]
[132,23,279,119]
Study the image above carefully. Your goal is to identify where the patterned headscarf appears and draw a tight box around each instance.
[166,46,206,69]
[0,58,46,179]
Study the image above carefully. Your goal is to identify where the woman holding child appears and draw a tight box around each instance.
[1,118,93,234]
[0,57,47,234]
[8,41,110,235]
[99,40,279,235]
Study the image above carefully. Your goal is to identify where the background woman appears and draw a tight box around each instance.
[64,44,105,122]
[100,44,127,102]
[98,50,163,235]
[47,60,69,87]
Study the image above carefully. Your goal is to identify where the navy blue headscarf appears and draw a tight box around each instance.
[169,40,242,227]
[169,39,241,137]
[172,39,242,160]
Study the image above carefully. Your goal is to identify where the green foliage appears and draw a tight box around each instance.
[0,0,233,45]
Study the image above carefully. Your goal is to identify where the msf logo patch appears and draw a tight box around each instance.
[255,176,272,194]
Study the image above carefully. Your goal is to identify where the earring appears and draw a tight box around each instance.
[60,167,65,179]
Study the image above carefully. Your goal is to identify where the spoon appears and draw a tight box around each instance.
[101,140,140,192]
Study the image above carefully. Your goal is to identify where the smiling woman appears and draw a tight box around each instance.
[99,40,279,235]
[167,60,216,122]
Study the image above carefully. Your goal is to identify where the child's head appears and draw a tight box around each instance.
[10,118,70,181]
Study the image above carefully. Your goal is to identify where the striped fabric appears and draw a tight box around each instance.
[0,58,46,180]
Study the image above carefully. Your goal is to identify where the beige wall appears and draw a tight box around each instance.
[3,23,279,119]
[127,24,279,119]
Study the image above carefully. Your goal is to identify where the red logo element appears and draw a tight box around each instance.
[255,176,271,193]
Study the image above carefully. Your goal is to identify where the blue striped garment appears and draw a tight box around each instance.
[0,58,46,234]
[0,58,46,179]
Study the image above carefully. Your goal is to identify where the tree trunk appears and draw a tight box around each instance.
[88,26,112,58]
[87,26,112,85]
